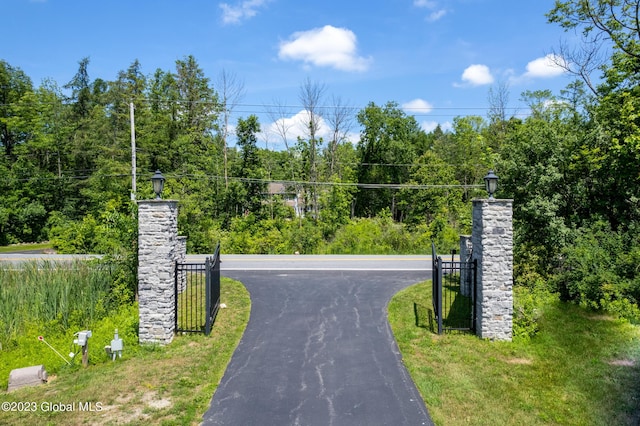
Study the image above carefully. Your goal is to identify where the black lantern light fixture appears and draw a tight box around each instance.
[151,170,165,199]
[484,170,498,200]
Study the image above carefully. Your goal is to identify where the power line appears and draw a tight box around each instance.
[0,157,477,179]
[1,171,483,190]
[229,176,482,190]
[0,99,529,114]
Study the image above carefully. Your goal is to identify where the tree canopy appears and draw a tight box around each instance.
[2,5,640,321]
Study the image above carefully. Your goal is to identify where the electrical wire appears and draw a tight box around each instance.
[0,98,531,122]
[0,171,483,190]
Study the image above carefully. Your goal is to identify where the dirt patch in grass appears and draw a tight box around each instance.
[608,359,636,367]
[98,391,171,424]
[504,357,533,365]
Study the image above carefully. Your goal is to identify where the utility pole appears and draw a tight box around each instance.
[130,102,137,200]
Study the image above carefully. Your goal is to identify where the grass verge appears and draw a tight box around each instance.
[389,281,640,426]
[0,277,250,426]
[0,243,54,253]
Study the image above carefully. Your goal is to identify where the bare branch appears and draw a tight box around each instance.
[548,40,605,96]
[298,77,326,142]
[325,95,354,176]
[216,69,245,188]
[265,99,296,180]
[298,78,326,218]
[487,80,510,123]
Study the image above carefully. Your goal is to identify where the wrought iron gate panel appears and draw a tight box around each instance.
[431,243,477,334]
[205,244,221,335]
[175,243,221,335]
[432,243,443,334]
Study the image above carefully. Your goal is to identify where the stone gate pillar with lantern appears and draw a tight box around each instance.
[472,171,514,341]
[137,171,179,345]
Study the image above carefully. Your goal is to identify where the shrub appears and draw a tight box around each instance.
[513,285,558,341]
[326,217,389,254]
[554,222,620,305]
[552,220,640,322]
[285,218,323,254]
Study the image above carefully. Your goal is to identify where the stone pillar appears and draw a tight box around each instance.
[137,200,178,345]
[459,235,473,297]
[472,199,513,341]
[176,236,187,293]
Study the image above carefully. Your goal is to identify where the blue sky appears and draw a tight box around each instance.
[3,0,579,147]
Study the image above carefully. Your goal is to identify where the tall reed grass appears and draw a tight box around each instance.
[0,260,114,346]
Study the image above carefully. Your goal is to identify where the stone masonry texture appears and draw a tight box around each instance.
[472,199,513,341]
[137,200,178,345]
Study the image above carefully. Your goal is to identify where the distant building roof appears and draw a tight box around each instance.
[268,183,287,195]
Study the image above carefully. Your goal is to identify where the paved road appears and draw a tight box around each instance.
[200,254,432,271]
[0,253,435,271]
[203,269,433,426]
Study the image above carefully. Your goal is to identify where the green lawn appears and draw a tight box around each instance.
[0,277,250,426]
[0,243,54,253]
[389,281,640,426]
[4,275,639,425]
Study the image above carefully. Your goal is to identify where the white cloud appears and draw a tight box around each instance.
[400,98,449,132]
[414,0,437,7]
[413,0,447,22]
[456,64,494,87]
[506,54,569,86]
[264,110,332,146]
[261,110,362,150]
[427,10,447,22]
[420,121,439,133]
[278,25,372,72]
[544,99,569,109]
[420,120,452,133]
[219,0,269,25]
[402,98,434,114]
[523,54,568,78]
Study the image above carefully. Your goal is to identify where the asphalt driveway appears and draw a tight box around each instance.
[202,269,433,425]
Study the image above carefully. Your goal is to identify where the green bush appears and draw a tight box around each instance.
[326,217,389,254]
[48,212,100,253]
[513,242,554,288]
[554,222,618,305]
[190,208,469,256]
[48,201,137,256]
[326,209,420,254]
[553,221,640,322]
[513,285,558,341]
[285,218,323,254]
[598,279,640,323]
[223,214,288,254]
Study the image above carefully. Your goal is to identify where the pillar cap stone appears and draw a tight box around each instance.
[136,199,179,205]
[472,198,514,203]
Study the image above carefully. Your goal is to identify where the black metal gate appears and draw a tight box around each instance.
[175,243,221,335]
[432,243,477,334]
